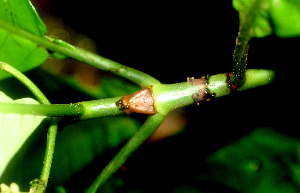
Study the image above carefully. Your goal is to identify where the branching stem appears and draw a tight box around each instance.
[0,70,275,119]
[0,6,276,193]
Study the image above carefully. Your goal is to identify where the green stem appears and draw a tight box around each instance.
[79,97,123,119]
[38,124,58,190]
[0,62,122,119]
[0,20,159,87]
[0,62,56,192]
[231,0,262,88]
[152,81,206,115]
[208,69,275,98]
[85,113,166,193]
[83,69,272,191]
[0,103,85,117]
[0,62,48,104]
[0,97,124,119]
[153,69,275,115]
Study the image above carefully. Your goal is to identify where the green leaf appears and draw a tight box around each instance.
[0,91,46,177]
[0,0,49,80]
[233,0,300,38]
[206,128,300,192]
[0,0,47,36]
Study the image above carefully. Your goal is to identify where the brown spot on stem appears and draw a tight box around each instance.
[187,76,206,86]
[187,75,215,105]
[192,89,215,105]
[116,88,156,114]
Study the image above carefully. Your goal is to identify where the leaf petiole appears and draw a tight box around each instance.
[0,97,124,119]
[231,0,263,88]
[86,113,166,193]
[0,62,48,104]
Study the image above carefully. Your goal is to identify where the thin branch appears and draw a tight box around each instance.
[0,103,86,117]
[0,97,124,119]
[37,124,58,192]
[0,62,48,104]
[86,113,166,193]
[0,20,160,87]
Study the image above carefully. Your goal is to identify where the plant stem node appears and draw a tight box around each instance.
[116,88,156,114]
[187,76,215,105]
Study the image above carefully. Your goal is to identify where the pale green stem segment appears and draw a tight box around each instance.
[0,103,86,116]
[85,113,166,193]
[0,20,160,87]
[0,62,48,104]
[153,69,275,115]
[38,123,58,193]
[0,62,57,192]
[79,97,124,119]
[0,97,124,119]
[208,69,275,97]
[152,81,205,115]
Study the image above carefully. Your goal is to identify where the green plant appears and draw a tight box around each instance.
[0,0,299,192]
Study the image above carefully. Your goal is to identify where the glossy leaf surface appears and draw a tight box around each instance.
[0,0,49,80]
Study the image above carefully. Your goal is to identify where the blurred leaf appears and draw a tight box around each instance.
[206,128,300,192]
[0,0,49,80]
[0,91,46,177]
[171,184,203,193]
[233,0,300,38]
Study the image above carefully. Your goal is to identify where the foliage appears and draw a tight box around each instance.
[0,0,48,80]
[0,91,45,176]
[206,128,300,193]
[233,0,300,38]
